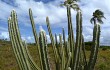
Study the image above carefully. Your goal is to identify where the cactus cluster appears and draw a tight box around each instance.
[8,0,105,70]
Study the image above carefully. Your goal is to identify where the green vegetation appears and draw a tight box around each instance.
[0,41,110,70]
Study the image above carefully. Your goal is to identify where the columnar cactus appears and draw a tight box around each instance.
[8,10,40,70]
[39,31,50,70]
[87,9,105,70]
[29,8,43,70]
[59,34,65,70]
[73,9,82,70]
[87,24,100,70]
[46,17,61,70]
[81,35,87,70]
[8,3,105,70]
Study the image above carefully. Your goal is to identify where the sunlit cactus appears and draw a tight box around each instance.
[87,9,105,70]
[73,9,82,70]
[8,3,105,70]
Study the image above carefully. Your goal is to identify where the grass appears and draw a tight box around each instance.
[0,40,110,70]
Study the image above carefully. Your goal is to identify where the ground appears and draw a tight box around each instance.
[0,40,110,70]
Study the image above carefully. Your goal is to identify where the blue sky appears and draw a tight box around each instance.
[0,0,110,45]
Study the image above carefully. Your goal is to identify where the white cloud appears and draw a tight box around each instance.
[39,26,45,32]
[21,36,34,43]
[46,35,51,43]
[0,0,110,45]
[0,32,9,39]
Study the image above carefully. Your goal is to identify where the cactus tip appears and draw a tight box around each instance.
[8,17,11,20]
[69,52,71,57]
[29,8,31,10]
[12,9,15,12]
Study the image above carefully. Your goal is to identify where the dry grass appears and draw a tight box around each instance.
[0,41,110,70]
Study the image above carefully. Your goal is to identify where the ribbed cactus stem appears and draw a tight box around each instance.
[77,34,83,70]
[59,34,65,70]
[8,17,23,70]
[9,10,31,70]
[65,52,71,70]
[29,8,43,70]
[55,34,58,48]
[62,28,68,57]
[67,5,75,67]
[55,34,61,60]
[62,28,66,47]
[73,10,82,70]
[46,17,60,70]
[87,23,100,70]
[39,31,50,70]
[81,35,87,70]
[12,10,31,70]
[23,41,41,70]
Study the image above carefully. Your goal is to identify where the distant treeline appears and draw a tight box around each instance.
[0,39,110,51]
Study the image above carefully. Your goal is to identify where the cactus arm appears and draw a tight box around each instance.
[55,34,61,60]
[62,28,68,57]
[59,34,65,70]
[29,8,43,70]
[67,6,75,68]
[87,24,100,70]
[8,10,31,70]
[39,31,50,70]
[12,11,31,70]
[81,35,87,70]
[46,17,61,70]
[23,41,41,70]
[73,10,82,70]
[65,52,71,70]
[8,17,23,70]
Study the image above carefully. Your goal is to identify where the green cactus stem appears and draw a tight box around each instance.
[23,41,41,70]
[87,23,100,70]
[8,10,31,70]
[59,34,65,70]
[67,5,75,68]
[46,17,61,70]
[29,8,43,70]
[39,31,50,70]
[73,10,82,70]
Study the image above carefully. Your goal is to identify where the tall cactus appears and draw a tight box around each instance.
[8,10,31,70]
[81,35,87,70]
[29,8,43,70]
[59,34,65,70]
[55,34,61,60]
[39,31,50,70]
[46,17,61,70]
[8,6,105,70]
[87,9,105,70]
[73,9,82,70]
[23,41,41,70]
[87,24,100,70]
[63,1,80,68]
[62,28,68,57]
